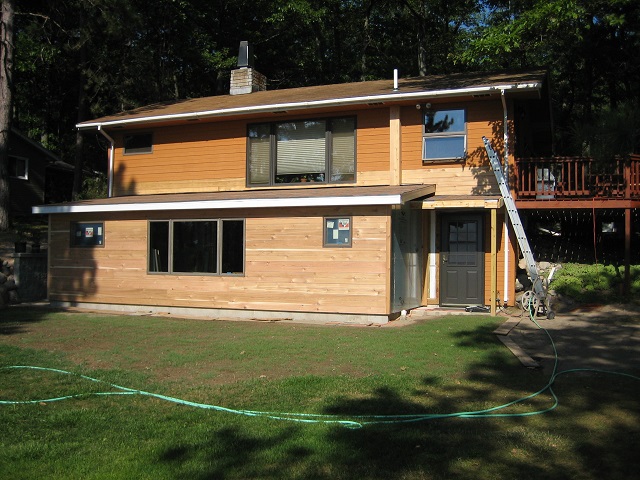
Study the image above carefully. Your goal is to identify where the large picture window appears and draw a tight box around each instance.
[248,117,355,186]
[148,219,244,275]
[422,109,466,162]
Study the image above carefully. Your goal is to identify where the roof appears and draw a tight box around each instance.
[78,69,547,130]
[33,184,436,215]
[10,128,61,163]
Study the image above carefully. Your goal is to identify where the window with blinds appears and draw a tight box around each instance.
[247,117,355,186]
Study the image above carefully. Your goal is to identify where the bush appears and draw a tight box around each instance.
[550,263,640,304]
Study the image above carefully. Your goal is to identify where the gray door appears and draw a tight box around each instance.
[440,214,484,306]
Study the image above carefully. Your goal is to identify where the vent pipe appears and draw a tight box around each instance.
[393,69,399,91]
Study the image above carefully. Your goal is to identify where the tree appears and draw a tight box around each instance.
[0,0,14,231]
[459,0,640,154]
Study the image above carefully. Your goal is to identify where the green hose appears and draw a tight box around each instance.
[2,306,638,428]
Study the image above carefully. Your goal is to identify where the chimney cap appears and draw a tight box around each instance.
[238,41,254,68]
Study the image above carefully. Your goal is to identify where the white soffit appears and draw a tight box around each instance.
[33,186,436,215]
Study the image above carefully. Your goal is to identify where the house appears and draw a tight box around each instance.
[33,57,555,323]
[9,128,74,217]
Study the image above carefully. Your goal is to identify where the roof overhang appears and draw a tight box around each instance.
[77,82,542,131]
[33,184,436,215]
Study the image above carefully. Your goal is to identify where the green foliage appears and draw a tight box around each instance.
[76,173,108,200]
[570,101,640,161]
[551,263,640,303]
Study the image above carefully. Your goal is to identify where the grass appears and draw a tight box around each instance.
[1,308,639,479]
[551,263,640,303]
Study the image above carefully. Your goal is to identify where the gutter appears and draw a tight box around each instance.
[97,126,115,198]
[77,83,542,130]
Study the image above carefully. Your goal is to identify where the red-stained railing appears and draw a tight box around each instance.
[515,155,640,200]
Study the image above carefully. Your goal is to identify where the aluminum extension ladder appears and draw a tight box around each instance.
[482,136,554,319]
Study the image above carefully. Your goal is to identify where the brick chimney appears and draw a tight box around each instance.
[230,41,267,95]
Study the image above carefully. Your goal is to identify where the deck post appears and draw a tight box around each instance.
[624,208,631,296]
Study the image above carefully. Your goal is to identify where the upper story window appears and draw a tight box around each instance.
[422,109,466,162]
[123,133,153,155]
[247,117,355,186]
[9,156,28,180]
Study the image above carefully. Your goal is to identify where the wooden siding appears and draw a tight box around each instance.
[111,99,510,197]
[401,101,505,195]
[113,121,248,196]
[113,107,392,196]
[484,211,516,307]
[48,206,392,316]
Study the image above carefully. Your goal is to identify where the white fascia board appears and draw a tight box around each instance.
[77,83,541,130]
[32,194,407,215]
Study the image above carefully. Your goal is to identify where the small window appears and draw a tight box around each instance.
[324,217,352,247]
[9,156,28,180]
[422,109,466,162]
[71,222,105,247]
[148,219,244,275]
[123,133,153,154]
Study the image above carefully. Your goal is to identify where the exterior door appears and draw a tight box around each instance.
[440,213,484,306]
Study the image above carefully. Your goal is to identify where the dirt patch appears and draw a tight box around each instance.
[500,303,640,376]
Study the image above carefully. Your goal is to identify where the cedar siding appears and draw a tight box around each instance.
[48,206,392,316]
[112,100,505,197]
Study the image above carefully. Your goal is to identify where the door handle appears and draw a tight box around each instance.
[442,254,448,263]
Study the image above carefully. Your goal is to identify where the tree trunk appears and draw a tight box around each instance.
[72,10,87,199]
[0,0,15,231]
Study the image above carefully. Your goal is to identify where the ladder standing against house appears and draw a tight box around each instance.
[482,136,555,319]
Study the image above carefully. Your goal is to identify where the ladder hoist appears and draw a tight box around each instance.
[482,136,555,319]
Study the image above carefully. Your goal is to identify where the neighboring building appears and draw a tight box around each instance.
[8,128,74,217]
[33,61,555,323]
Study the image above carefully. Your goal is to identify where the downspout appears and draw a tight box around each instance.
[97,126,114,198]
[501,90,510,306]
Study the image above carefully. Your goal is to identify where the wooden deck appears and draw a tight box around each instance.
[515,154,640,209]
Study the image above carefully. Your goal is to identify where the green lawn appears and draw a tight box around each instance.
[1,308,638,479]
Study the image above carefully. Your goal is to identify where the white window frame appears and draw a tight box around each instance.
[9,155,28,180]
[422,109,466,162]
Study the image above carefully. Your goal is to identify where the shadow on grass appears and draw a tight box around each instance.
[153,319,639,479]
[0,306,52,335]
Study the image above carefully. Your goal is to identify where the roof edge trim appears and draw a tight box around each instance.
[33,191,434,215]
[77,83,541,130]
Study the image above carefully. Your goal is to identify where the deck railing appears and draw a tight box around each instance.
[515,154,640,200]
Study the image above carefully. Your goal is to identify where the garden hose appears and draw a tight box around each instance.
[2,305,639,428]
